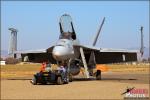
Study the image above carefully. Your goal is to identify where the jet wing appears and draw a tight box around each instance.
[15,46,57,63]
[74,44,139,64]
[15,49,47,54]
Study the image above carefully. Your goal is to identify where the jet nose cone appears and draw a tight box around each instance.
[52,51,61,57]
[52,46,65,56]
[52,46,72,61]
[52,51,61,61]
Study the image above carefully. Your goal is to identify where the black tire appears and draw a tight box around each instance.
[69,74,73,82]
[96,70,101,80]
[31,77,37,85]
[57,76,63,85]
[64,74,69,84]
[64,79,69,84]
[42,81,47,85]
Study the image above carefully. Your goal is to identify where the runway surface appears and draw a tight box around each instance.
[1,72,149,99]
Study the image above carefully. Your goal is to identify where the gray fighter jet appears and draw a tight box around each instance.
[15,14,140,79]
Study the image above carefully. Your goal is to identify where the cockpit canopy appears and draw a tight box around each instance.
[59,14,76,40]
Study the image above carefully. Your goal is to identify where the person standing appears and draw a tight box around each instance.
[40,62,47,72]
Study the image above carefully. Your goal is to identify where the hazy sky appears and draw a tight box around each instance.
[1,1,149,51]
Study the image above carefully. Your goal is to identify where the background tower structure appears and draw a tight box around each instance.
[140,26,144,57]
[8,28,18,58]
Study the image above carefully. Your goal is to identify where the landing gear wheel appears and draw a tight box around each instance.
[57,76,63,85]
[96,70,101,80]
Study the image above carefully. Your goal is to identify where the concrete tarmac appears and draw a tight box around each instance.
[1,72,149,99]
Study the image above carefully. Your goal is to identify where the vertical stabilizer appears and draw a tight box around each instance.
[71,22,76,40]
[92,17,105,46]
[59,22,63,33]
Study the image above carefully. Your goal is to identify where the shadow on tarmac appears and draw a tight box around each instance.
[6,77,137,81]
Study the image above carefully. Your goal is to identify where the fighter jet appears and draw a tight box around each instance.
[15,14,140,79]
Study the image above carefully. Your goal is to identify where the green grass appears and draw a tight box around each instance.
[107,64,149,72]
[1,64,149,79]
[1,64,149,72]
[1,64,41,78]
[108,64,149,68]
[1,64,41,72]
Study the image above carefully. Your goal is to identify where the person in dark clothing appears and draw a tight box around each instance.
[58,62,68,82]
[30,62,47,84]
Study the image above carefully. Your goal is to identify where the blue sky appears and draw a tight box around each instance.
[1,1,149,51]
